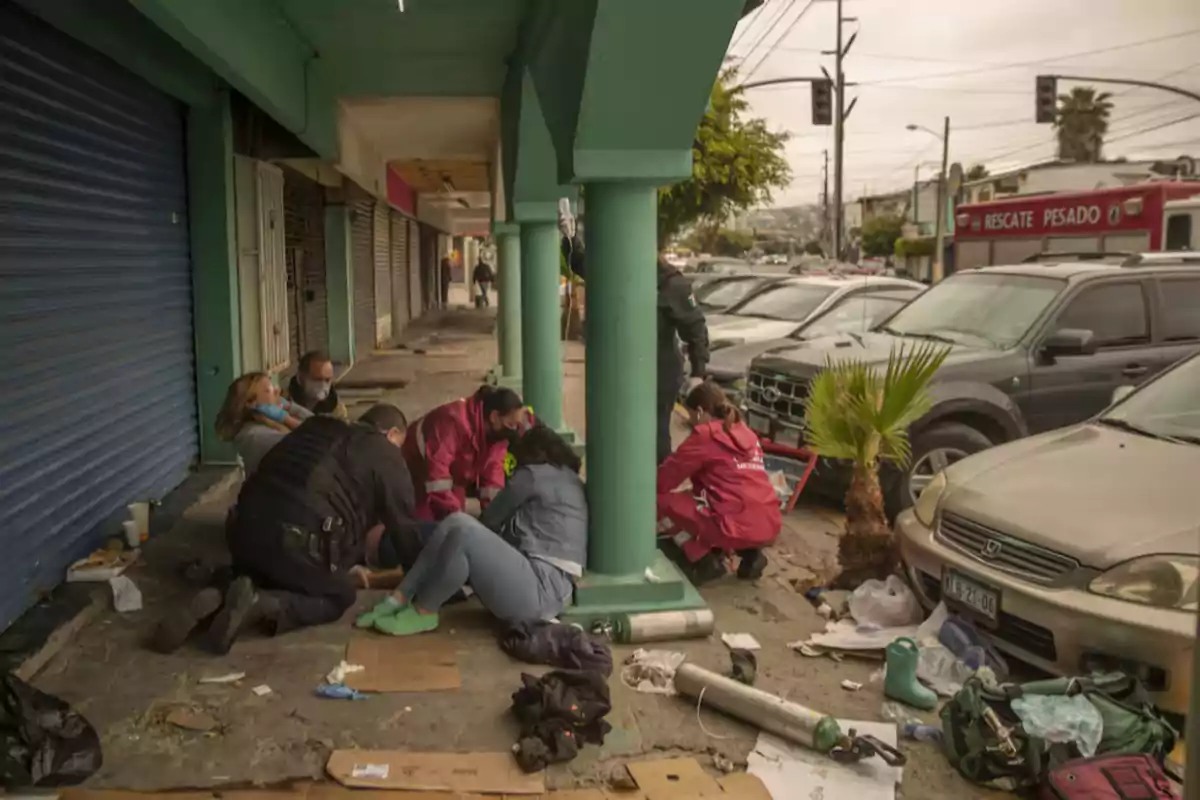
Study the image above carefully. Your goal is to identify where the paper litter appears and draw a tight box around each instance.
[749,722,903,800]
[796,618,920,652]
[721,632,762,651]
[199,672,246,685]
[351,763,390,779]
[620,648,686,694]
[841,679,863,692]
[109,575,143,612]
[326,660,365,685]
[251,685,272,697]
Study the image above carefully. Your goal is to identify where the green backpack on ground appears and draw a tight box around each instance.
[940,674,1177,792]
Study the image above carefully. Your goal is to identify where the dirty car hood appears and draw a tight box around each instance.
[707,316,800,344]
[709,338,799,378]
[941,423,1200,568]
[752,331,1003,378]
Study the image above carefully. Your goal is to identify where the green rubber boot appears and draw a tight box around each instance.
[884,637,938,710]
[355,596,406,629]
[374,606,440,637]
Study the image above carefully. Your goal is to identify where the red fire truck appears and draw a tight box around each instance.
[953,182,1200,270]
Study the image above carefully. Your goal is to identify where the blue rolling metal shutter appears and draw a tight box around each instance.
[0,3,197,629]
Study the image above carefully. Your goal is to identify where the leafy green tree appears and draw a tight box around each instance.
[860,214,905,258]
[1055,86,1113,163]
[659,69,791,248]
[710,228,755,256]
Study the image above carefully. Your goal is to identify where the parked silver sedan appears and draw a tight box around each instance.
[897,352,1200,715]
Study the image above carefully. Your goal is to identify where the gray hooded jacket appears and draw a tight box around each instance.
[478,463,587,577]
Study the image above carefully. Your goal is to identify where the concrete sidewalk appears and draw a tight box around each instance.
[29,311,994,798]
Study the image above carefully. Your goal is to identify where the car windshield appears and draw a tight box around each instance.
[1102,354,1200,443]
[697,260,749,274]
[696,278,761,310]
[732,283,836,322]
[794,296,911,339]
[879,273,1063,348]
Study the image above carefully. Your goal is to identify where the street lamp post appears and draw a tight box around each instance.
[907,117,951,282]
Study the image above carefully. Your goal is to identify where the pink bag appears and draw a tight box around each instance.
[1040,754,1178,800]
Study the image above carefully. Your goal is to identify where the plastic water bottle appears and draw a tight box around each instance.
[902,723,944,744]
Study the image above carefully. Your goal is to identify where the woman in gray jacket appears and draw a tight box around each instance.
[358,425,586,635]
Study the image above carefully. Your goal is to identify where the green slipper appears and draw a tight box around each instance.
[374,606,440,636]
[355,596,406,629]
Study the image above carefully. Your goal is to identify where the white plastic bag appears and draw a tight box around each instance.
[848,575,923,629]
[109,575,142,613]
[1012,694,1104,758]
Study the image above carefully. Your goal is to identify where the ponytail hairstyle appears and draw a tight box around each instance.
[476,384,524,417]
[684,381,742,433]
[509,423,583,474]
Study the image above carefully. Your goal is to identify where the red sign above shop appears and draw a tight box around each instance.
[387,167,416,216]
[955,182,1199,240]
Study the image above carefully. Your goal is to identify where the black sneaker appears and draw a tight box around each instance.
[207,576,257,655]
[150,587,223,654]
[684,551,728,586]
[736,549,768,580]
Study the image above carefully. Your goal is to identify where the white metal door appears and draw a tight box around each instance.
[257,162,289,372]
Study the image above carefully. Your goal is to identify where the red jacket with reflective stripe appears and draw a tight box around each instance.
[401,394,508,521]
[657,420,782,548]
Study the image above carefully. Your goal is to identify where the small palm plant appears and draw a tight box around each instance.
[803,343,950,584]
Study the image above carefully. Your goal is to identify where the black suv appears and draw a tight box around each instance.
[744,253,1200,514]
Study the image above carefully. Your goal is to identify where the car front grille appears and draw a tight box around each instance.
[917,571,1058,662]
[745,369,809,424]
[937,511,1079,583]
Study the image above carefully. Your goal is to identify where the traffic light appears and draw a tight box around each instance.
[1035,75,1058,124]
[811,79,833,126]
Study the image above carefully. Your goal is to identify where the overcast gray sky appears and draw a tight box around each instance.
[727,0,1200,206]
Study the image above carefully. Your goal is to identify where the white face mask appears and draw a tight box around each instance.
[304,378,331,401]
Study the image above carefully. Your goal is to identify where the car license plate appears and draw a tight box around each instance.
[748,412,770,434]
[942,569,999,623]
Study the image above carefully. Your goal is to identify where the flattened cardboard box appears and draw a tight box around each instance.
[326,750,545,795]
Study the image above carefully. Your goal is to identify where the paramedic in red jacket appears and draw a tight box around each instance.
[656,382,782,584]
[403,385,528,521]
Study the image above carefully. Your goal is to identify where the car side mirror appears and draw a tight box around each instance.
[1042,328,1097,358]
[1111,385,1135,404]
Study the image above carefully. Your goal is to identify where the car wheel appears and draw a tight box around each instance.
[890,422,994,514]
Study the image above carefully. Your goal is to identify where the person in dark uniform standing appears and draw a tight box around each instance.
[153,404,423,655]
[657,256,709,464]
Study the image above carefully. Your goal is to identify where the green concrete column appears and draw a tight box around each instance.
[186,91,239,465]
[520,219,562,429]
[324,203,354,365]
[496,223,523,381]
[584,182,658,575]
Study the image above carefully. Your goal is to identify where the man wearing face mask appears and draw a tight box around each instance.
[402,385,529,521]
[152,404,422,654]
[287,351,347,419]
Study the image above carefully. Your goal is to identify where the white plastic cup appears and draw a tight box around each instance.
[127,502,150,539]
[122,520,140,549]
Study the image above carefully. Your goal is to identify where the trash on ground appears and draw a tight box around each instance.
[748,725,904,800]
[628,757,749,798]
[510,670,611,772]
[165,707,218,732]
[721,632,762,651]
[620,648,686,694]
[325,660,365,685]
[198,672,245,685]
[936,616,1009,681]
[66,548,136,583]
[883,638,937,711]
[848,576,923,629]
[841,680,863,692]
[1011,693,1104,758]
[0,673,102,787]
[316,684,369,701]
[251,685,272,697]
[801,618,920,652]
[713,752,736,774]
[880,702,925,727]
[108,575,142,613]
[901,723,943,744]
[328,749,545,794]
[499,620,613,675]
[730,649,758,686]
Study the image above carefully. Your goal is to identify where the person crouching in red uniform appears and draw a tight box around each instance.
[402,385,528,522]
[657,382,782,584]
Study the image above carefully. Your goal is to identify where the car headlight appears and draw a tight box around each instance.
[913,470,947,528]
[1089,555,1199,610]
[710,338,745,351]
[732,377,747,391]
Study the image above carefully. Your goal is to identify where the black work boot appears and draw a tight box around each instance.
[683,551,728,586]
[737,549,768,580]
[150,587,223,654]
[207,576,259,655]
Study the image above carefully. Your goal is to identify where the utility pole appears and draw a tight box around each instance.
[821,149,830,255]
[933,115,950,283]
[832,0,845,261]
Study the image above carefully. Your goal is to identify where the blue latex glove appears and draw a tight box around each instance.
[253,403,289,423]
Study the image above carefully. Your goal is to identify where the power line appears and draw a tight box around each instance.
[743,0,817,81]
[858,29,1200,88]
[729,0,773,52]
[732,0,798,68]
[1106,112,1200,144]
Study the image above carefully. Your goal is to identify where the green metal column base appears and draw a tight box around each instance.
[559,551,708,628]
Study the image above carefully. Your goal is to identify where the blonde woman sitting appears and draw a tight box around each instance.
[215,372,311,475]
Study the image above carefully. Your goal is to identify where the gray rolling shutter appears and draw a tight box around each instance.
[373,202,392,345]
[408,218,422,320]
[283,167,328,358]
[349,188,374,358]
[0,4,197,629]
[390,211,409,334]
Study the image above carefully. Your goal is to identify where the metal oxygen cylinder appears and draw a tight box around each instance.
[609,609,716,644]
[673,662,844,753]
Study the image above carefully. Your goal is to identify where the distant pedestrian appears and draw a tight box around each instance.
[472,258,495,307]
[440,254,453,308]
